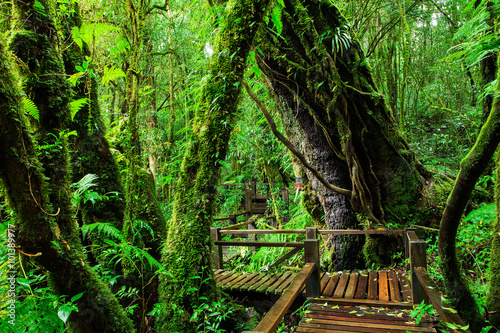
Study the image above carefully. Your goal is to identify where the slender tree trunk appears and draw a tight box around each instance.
[488,151,500,328]
[0,20,133,333]
[159,0,271,331]
[439,55,500,332]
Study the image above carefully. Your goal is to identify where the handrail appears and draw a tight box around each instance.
[213,241,304,248]
[220,219,254,230]
[220,229,306,234]
[219,228,406,235]
[414,267,471,333]
[243,263,316,333]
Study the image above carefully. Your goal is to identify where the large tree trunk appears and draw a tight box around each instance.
[257,0,425,266]
[0,27,133,333]
[158,0,271,331]
[439,55,500,332]
[268,80,364,270]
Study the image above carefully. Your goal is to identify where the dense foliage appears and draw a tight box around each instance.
[0,0,499,332]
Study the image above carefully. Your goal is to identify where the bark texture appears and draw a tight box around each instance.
[0,33,133,333]
[158,0,271,331]
[438,56,500,332]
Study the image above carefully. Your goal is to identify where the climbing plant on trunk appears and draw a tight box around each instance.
[158,0,271,331]
[256,0,426,267]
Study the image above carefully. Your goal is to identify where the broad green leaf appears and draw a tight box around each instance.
[58,304,73,323]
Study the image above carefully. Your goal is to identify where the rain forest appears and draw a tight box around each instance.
[0,0,499,332]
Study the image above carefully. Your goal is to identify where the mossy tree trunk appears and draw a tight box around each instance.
[257,0,425,266]
[159,0,271,331]
[0,24,133,333]
[60,3,125,234]
[438,54,500,332]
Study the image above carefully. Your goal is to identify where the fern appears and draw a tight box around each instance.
[332,25,352,56]
[81,222,123,242]
[102,66,126,85]
[69,98,88,121]
[71,173,98,197]
[21,96,40,121]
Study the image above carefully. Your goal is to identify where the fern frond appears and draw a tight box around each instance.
[71,173,99,197]
[81,222,123,242]
[21,96,40,121]
[69,98,88,121]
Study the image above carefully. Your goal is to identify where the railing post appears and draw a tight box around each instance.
[210,227,223,269]
[306,227,317,240]
[245,182,252,221]
[409,239,428,304]
[404,228,417,270]
[304,238,320,298]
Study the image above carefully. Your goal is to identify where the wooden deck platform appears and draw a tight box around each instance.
[297,299,436,332]
[215,269,412,302]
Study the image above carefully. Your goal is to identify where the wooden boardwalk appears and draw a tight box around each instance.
[217,269,439,332]
[215,269,412,301]
[213,228,468,333]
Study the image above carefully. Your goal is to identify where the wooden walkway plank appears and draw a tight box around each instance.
[219,272,242,286]
[248,274,273,292]
[333,272,350,298]
[367,270,378,300]
[230,272,259,290]
[266,272,292,294]
[311,297,412,309]
[276,272,296,294]
[223,272,249,289]
[398,272,412,302]
[344,271,358,299]
[322,273,340,297]
[297,319,436,333]
[354,271,368,299]
[306,304,426,323]
[378,271,390,301]
[215,270,232,282]
[320,272,331,294]
[255,273,281,293]
[240,273,265,291]
[388,270,401,302]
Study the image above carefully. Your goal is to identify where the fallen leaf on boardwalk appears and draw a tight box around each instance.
[305,318,312,322]
[331,305,339,309]
[322,302,328,308]
[356,314,364,317]
[365,311,375,314]
[397,312,404,318]
[349,310,357,314]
